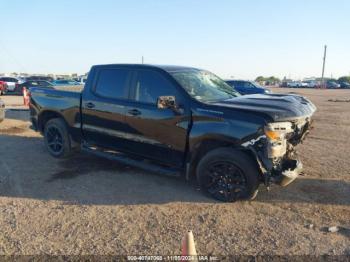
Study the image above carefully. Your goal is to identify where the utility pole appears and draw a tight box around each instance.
[321,45,327,88]
[141,56,144,64]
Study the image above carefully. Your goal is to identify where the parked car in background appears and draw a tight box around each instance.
[52,80,81,86]
[29,64,316,202]
[22,76,54,82]
[73,76,88,84]
[303,80,319,88]
[225,80,271,95]
[287,81,308,88]
[279,81,290,88]
[0,77,19,92]
[0,81,8,95]
[326,81,341,89]
[339,81,350,89]
[0,99,4,122]
[286,82,298,87]
[15,80,53,94]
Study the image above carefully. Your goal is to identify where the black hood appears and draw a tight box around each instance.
[212,93,317,121]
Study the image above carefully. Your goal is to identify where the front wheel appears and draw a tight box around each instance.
[197,148,260,202]
[44,118,73,158]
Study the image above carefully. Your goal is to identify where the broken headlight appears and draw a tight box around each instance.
[264,122,293,141]
[264,122,293,158]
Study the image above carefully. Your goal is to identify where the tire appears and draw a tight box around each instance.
[196,148,260,202]
[44,118,73,158]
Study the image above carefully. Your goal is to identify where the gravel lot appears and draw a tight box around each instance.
[0,89,349,256]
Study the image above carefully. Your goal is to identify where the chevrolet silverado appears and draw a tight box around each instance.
[29,64,316,202]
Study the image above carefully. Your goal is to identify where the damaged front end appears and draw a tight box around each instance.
[243,116,314,188]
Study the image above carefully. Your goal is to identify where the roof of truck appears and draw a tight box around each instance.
[92,64,201,73]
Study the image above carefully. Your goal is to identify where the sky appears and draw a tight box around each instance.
[1,0,350,80]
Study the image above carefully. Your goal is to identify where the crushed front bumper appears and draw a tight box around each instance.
[243,136,305,188]
[274,159,303,187]
[243,115,314,188]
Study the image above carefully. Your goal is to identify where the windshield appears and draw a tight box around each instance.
[170,70,240,102]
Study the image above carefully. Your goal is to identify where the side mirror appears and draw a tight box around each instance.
[157,96,176,109]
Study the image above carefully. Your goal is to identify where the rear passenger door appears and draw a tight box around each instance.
[124,69,191,167]
[81,67,133,151]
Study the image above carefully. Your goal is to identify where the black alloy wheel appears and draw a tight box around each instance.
[204,161,248,202]
[197,148,260,202]
[46,125,64,155]
[44,118,74,158]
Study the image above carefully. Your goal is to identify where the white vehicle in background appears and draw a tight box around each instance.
[78,77,87,85]
[74,76,88,85]
[303,80,318,88]
[287,81,308,88]
[0,77,19,92]
[287,81,303,87]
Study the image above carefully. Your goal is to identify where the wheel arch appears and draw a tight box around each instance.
[187,136,260,180]
[38,110,67,133]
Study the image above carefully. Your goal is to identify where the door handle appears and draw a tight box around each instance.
[128,109,141,116]
[85,102,95,109]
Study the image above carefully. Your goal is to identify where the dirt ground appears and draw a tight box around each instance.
[0,88,349,256]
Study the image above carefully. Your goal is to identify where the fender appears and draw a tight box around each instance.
[185,106,267,179]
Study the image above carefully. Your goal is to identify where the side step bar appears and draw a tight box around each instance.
[81,144,182,178]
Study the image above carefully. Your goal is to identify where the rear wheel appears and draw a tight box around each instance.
[197,148,260,202]
[44,118,73,158]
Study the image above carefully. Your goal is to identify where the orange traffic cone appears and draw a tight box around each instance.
[23,88,29,107]
[181,230,197,261]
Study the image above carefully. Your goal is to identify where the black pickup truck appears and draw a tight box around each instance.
[30,64,316,202]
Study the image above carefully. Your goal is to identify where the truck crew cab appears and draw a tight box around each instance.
[29,64,316,202]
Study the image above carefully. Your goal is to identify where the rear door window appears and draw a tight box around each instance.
[95,69,131,99]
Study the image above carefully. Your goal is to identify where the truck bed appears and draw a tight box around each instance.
[30,87,81,108]
[53,85,84,93]
[30,87,82,137]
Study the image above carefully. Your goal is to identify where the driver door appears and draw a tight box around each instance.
[123,69,190,167]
